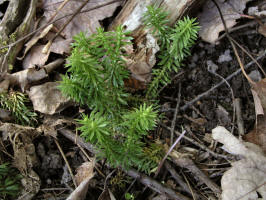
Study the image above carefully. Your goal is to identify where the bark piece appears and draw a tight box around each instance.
[110,0,202,86]
[0,0,37,72]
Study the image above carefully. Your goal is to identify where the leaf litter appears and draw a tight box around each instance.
[0,0,266,199]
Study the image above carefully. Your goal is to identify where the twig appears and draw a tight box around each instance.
[216,18,266,42]
[58,128,95,154]
[165,161,197,198]
[234,98,245,136]
[54,138,77,188]
[181,172,196,200]
[211,0,255,85]
[47,0,71,24]
[142,130,187,194]
[155,130,186,177]
[127,169,191,200]
[77,143,105,178]
[180,50,266,111]
[207,66,236,134]
[172,157,221,194]
[170,83,181,145]
[57,128,190,200]
[160,123,228,159]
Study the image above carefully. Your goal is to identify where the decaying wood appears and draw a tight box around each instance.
[0,0,37,73]
[109,0,204,84]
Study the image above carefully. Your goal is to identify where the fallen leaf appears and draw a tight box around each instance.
[42,0,122,54]
[66,160,95,200]
[75,161,95,186]
[245,78,266,153]
[38,115,74,138]
[212,126,266,200]
[18,24,54,60]
[197,0,252,43]
[258,23,266,37]
[22,45,50,69]
[0,122,41,200]
[29,82,72,115]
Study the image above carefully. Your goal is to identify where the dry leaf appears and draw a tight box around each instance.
[75,161,95,186]
[0,122,41,200]
[22,45,50,69]
[198,0,252,43]
[19,24,54,60]
[66,160,95,200]
[212,126,266,200]
[258,23,266,37]
[245,78,266,153]
[38,115,74,138]
[98,188,116,200]
[29,82,72,115]
[42,0,122,54]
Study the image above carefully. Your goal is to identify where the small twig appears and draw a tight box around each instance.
[77,143,105,178]
[165,161,197,198]
[54,138,77,188]
[207,66,236,134]
[181,171,196,200]
[58,128,189,200]
[216,18,266,42]
[235,182,266,200]
[170,83,181,145]
[234,98,245,136]
[155,130,186,178]
[127,169,191,200]
[122,178,137,199]
[172,157,222,194]
[180,50,266,111]
[229,36,266,77]
[211,0,255,85]
[160,123,228,159]
[47,0,71,24]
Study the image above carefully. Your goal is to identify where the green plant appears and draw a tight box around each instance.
[125,192,135,200]
[143,6,200,98]
[0,163,22,199]
[59,26,158,171]
[59,6,199,172]
[0,91,37,126]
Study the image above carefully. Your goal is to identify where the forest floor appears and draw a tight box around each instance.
[0,0,265,200]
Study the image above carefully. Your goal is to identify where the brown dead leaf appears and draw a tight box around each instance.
[66,160,95,200]
[75,161,95,186]
[198,0,252,43]
[38,115,74,138]
[0,122,41,199]
[22,45,50,69]
[258,23,266,37]
[244,78,266,153]
[42,0,122,55]
[212,126,266,200]
[18,24,53,61]
[29,82,72,115]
